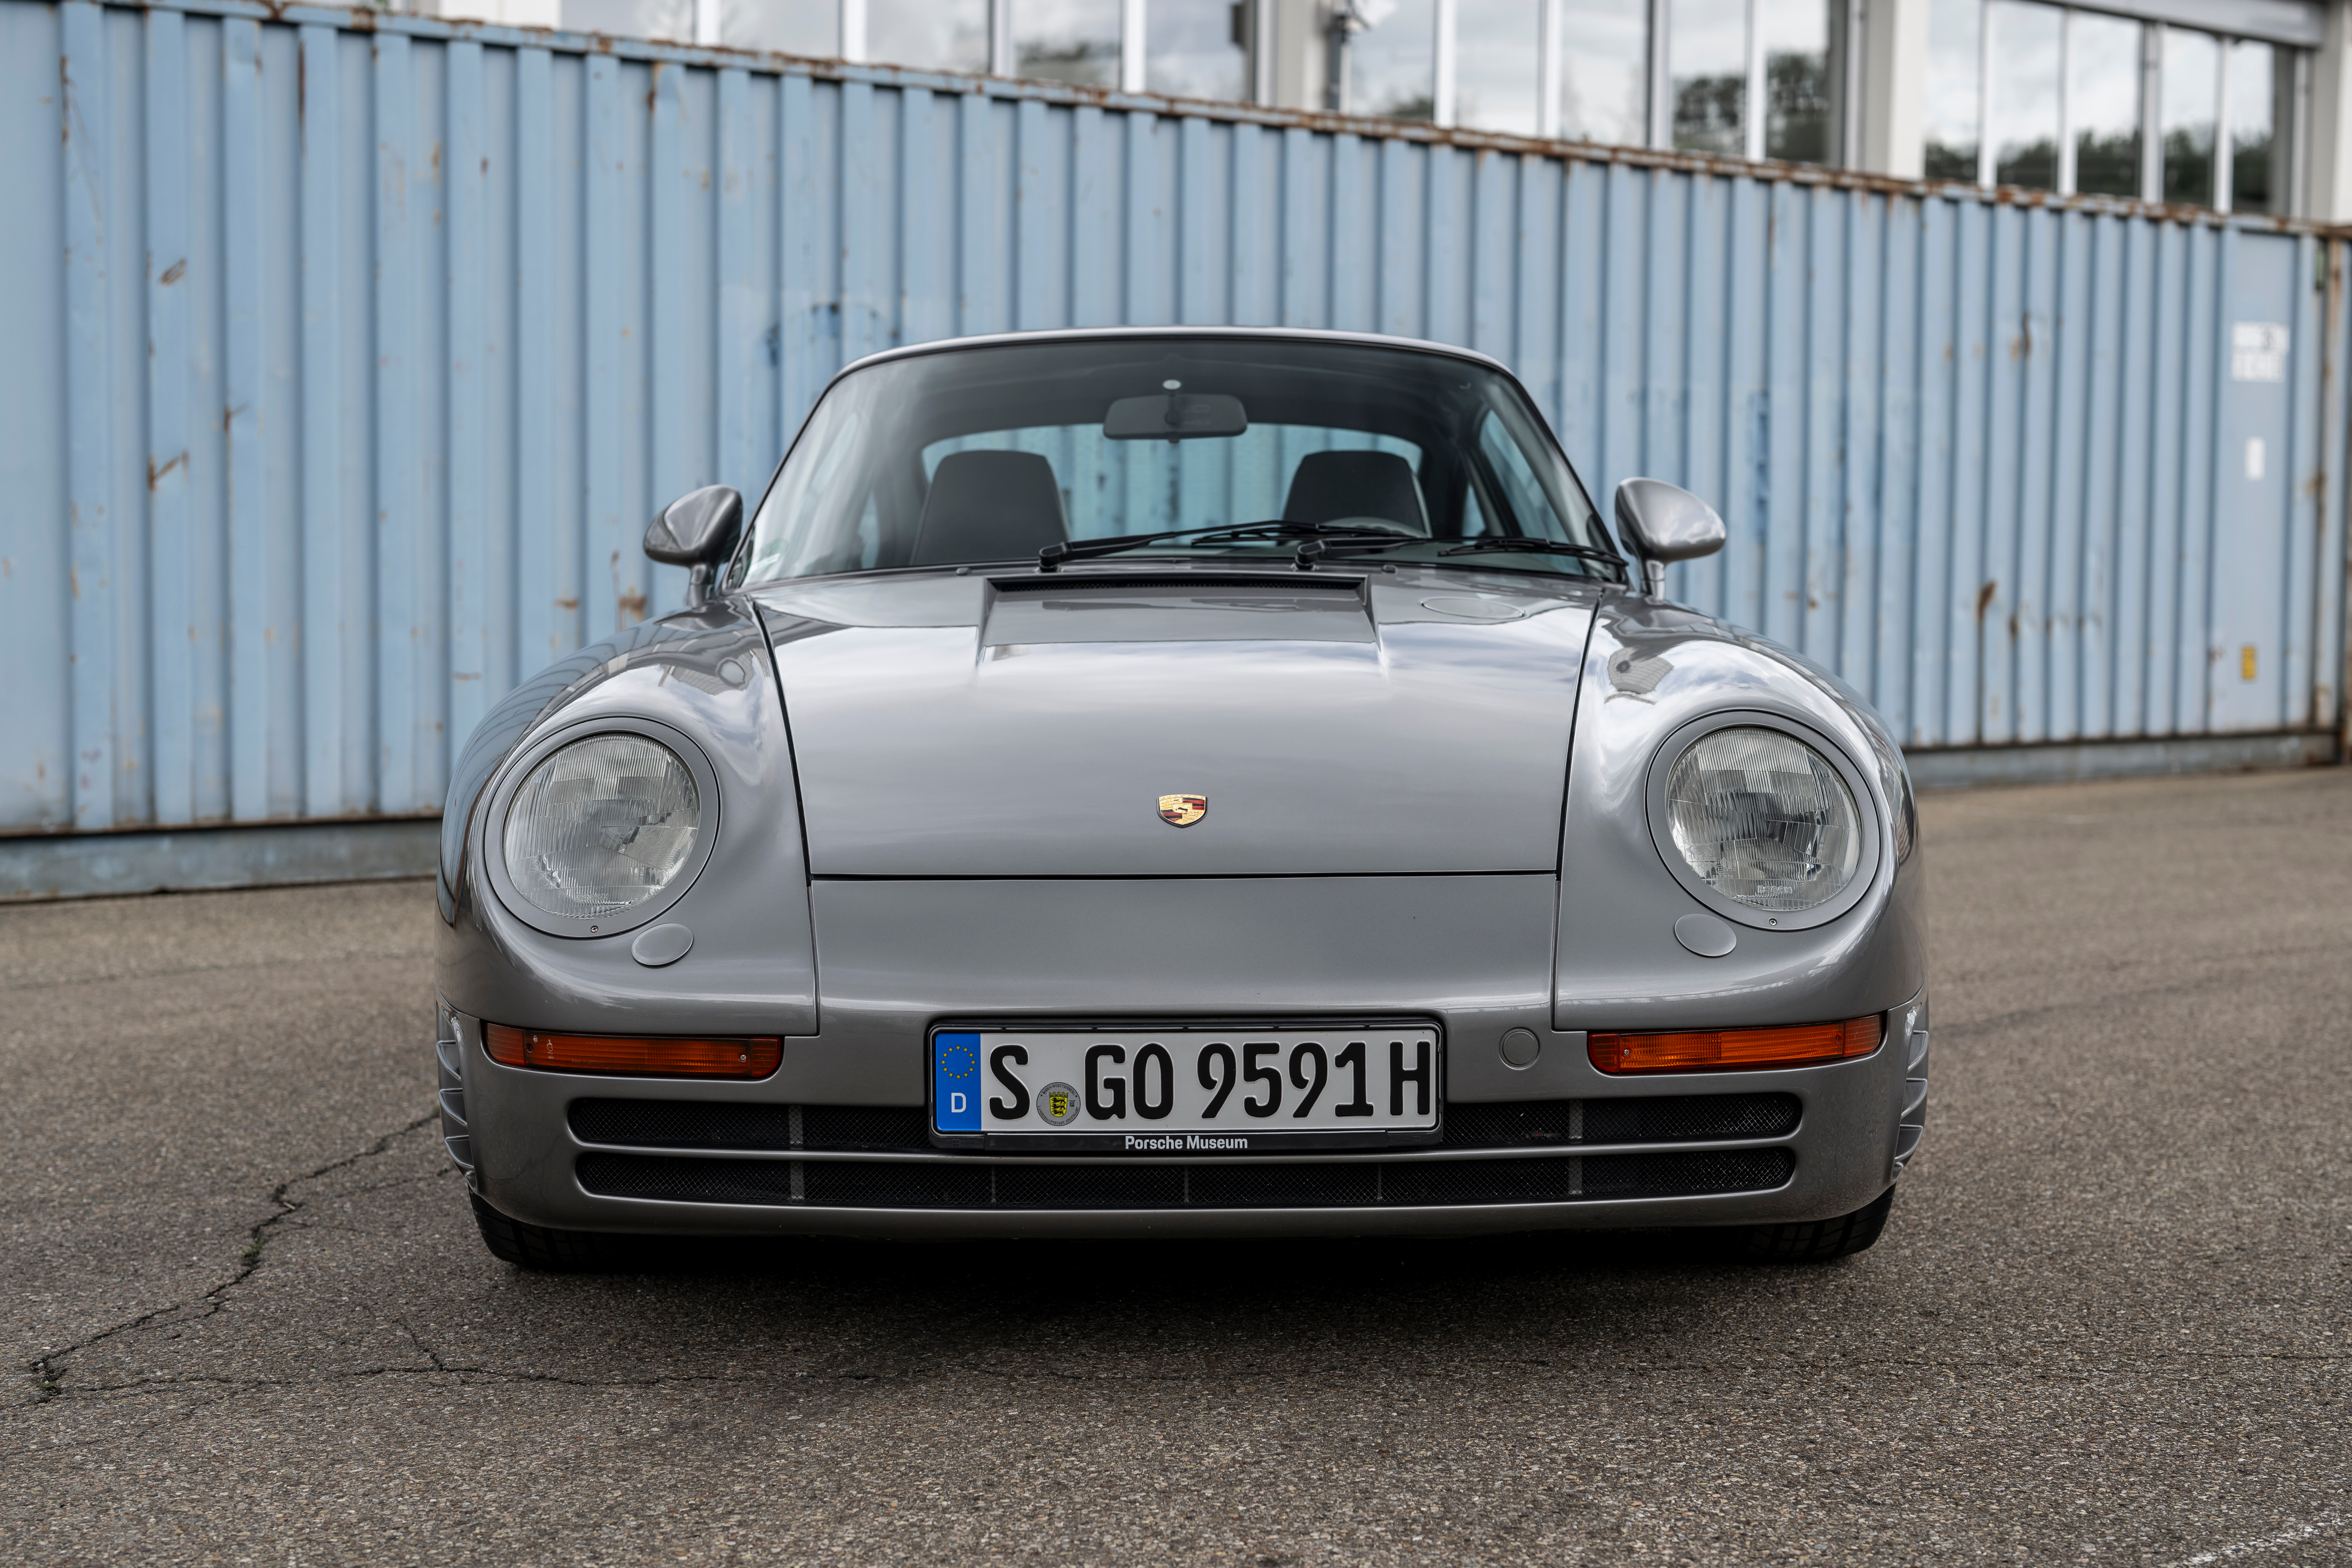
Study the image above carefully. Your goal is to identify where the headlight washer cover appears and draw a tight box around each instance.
[1642,708,1886,933]
[480,715,723,940]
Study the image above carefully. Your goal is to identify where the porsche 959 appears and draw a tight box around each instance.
[434,329,1928,1267]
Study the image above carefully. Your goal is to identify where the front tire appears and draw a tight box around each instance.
[469,1191,639,1272]
[1719,1185,1896,1263]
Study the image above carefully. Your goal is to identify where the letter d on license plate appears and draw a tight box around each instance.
[929,1024,1442,1152]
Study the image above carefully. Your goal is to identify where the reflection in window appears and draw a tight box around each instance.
[1671,0,1748,156]
[1988,0,2060,189]
[1557,0,1649,145]
[869,0,988,73]
[1762,0,1832,163]
[1015,0,1122,86]
[1457,0,1541,134]
[1146,0,1247,100]
[721,0,837,57]
[2069,11,2141,197]
[566,0,692,44]
[2230,40,2277,214]
[1922,0,1980,180]
[1351,0,1437,120]
[2161,26,2219,206]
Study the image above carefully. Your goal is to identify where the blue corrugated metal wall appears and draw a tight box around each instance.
[3,0,2346,838]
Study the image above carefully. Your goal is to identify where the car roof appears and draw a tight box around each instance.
[833,326,1516,381]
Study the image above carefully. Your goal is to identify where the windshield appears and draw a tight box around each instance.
[734,337,1619,585]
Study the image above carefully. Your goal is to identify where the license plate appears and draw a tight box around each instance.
[930,1025,1442,1152]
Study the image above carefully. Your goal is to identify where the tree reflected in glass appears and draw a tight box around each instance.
[1015,0,1122,87]
[1762,0,1831,163]
[1989,0,2060,190]
[2161,26,2218,206]
[1922,0,1980,180]
[2069,11,2141,197]
[1671,0,1747,154]
[2230,40,2276,214]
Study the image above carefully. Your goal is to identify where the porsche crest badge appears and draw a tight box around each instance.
[1157,793,1208,828]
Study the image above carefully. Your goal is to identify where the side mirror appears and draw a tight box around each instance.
[644,485,744,608]
[1613,478,1726,599]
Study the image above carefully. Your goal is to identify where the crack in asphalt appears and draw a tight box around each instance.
[19,1111,439,1406]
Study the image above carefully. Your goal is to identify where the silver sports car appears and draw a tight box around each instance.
[435,328,1928,1268]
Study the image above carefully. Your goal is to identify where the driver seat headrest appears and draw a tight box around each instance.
[913,449,1070,566]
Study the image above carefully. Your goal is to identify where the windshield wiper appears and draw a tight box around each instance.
[1295,533,1626,573]
[1439,537,1624,563]
[1038,521,1409,572]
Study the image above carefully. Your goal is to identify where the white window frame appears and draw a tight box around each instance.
[1937,0,2304,212]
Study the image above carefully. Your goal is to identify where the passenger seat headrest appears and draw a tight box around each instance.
[913,449,1070,566]
[1280,450,1429,534]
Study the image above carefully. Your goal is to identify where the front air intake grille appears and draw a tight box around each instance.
[568,1100,929,1152]
[574,1148,1795,1210]
[1440,1094,1798,1148]
[569,1094,1797,1155]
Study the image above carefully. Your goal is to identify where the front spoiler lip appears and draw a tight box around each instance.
[469,1187,1820,1241]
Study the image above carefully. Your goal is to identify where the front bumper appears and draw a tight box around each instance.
[439,993,1928,1240]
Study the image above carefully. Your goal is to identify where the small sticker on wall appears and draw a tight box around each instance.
[2246,437,2266,480]
[2241,645,2258,682]
[2232,322,2288,381]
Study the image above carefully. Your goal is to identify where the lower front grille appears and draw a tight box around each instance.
[573,1148,1795,1210]
[568,1099,927,1152]
[566,1093,1800,1154]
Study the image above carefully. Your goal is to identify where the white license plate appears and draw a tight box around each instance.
[931,1025,1441,1151]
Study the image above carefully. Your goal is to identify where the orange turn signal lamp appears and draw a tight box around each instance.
[484,1024,781,1079]
[1588,1015,1882,1075]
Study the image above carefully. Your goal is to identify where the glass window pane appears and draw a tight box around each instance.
[1671,0,1748,156]
[1011,0,1120,85]
[1557,0,1650,145]
[1458,0,1541,134]
[1762,0,1831,163]
[1352,0,1437,120]
[721,0,838,56]
[1922,0,1980,180]
[2230,40,2277,214]
[564,0,692,44]
[869,0,987,72]
[1014,0,1122,86]
[1988,0,2059,189]
[2069,12,2141,198]
[2161,26,2219,206]
[1147,0,1247,101]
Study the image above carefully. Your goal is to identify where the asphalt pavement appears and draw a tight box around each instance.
[4,768,2348,1566]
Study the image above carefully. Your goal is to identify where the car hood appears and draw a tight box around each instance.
[753,567,1597,877]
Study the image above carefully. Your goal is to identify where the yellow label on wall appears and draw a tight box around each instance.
[2241,645,2258,682]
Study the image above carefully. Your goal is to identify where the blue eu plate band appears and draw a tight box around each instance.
[935,1031,984,1132]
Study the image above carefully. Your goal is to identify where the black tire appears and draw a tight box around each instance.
[468,1191,641,1272]
[1718,1185,1896,1263]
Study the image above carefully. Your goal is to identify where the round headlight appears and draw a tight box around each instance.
[502,734,703,920]
[1663,726,1862,914]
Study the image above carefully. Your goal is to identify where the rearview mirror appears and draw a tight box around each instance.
[644,485,744,608]
[1103,391,1249,441]
[1613,478,1726,599]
